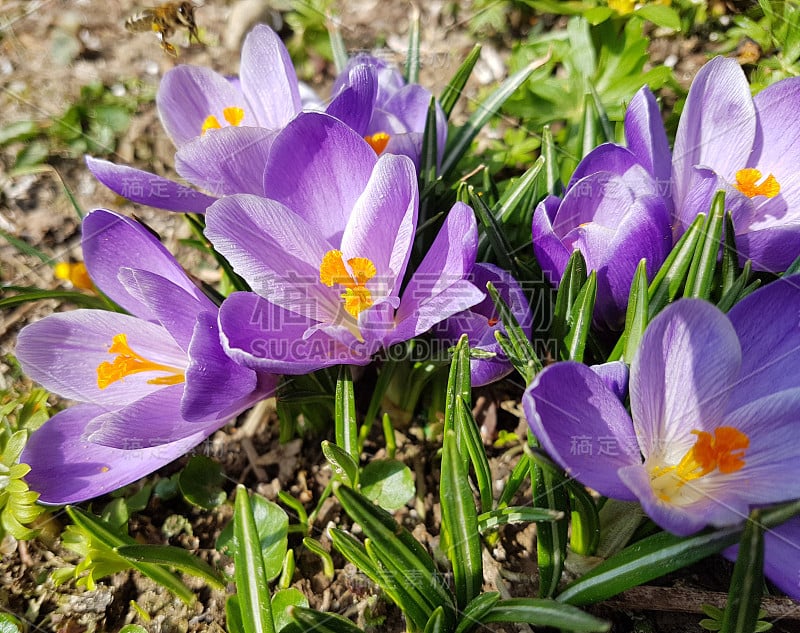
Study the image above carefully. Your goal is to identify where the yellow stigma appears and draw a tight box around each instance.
[54,261,94,291]
[365,132,391,155]
[734,168,780,199]
[650,426,749,503]
[96,333,185,389]
[201,106,245,135]
[320,250,377,317]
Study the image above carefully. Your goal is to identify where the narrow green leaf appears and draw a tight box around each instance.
[470,186,518,278]
[579,93,597,159]
[567,481,601,556]
[609,258,648,363]
[720,510,765,633]
[115,544,225,589]
[563,272,597,362]
[419,97,440,188]
[302,537,335,579]
[226,595,246,633]
[289,606,363,633]
[685,191,725,300]
[541,125,561,196]
[66,507,195,604]
[497,453,530,508]
[0,229,52,263]
[233,485,275,633]
[441,430,483,608]
[335,365,358,461]
[480,598,610,632]
[358,358,397,451]
[329,528,430,630]
[647,213,705,315]
[454,592,501,633]
[589,84,613,143]
[492,156,545,224]
[557,525,744,606]
[444,334,471,436]
[322,440,359,488]
[478,506,563,532]
[533,459,569,598]
[441,59,543,177]
[455,397,493,513]
[720,212,739,297]
[0,287,112,310]
[439,45,481,119]
[717,261,753,313]
[424,606,446,633]
[487,281,542,383]
[404,7,420,84]
[551,250,588,344]
[327,17,348,74]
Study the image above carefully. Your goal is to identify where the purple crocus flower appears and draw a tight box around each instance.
[17,210,276,504]
[204,112,483,374]
[440,263,533,386]
[671,56,800,271]
[532,88,672,329]
[329,53,448,170]
[524,275,800,537]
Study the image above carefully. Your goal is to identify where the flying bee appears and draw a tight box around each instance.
[125,2,201,57]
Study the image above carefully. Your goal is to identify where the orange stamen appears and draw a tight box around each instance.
[365,132,391,155]
[735,168,780,199]
[54,261,94,291]
[319,250,377,317]
[96,333,185,389]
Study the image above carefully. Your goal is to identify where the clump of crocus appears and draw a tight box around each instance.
[17,210,276,504]
[524,275,800,536]
[532,88,672,330]
[669,56,800,271]
[440,263,533,386]
[205,112,483,374]
[330,53,448,169]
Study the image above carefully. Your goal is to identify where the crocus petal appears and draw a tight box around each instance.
[339,153,418,296]
[325,63,377,136]
[239,24,302,129]
[117,267,213,351]
[725,274,800,410]
[261,112,377,243]
[591,361,629,402]
[532,196,572,287]
[82,209,209,317]
[218,292,372,373]
[16,310,185,407]
[566,144,640,191]
[624,86,672,196]
[157,65,248,147]
[85,157,217,214]
[672,57,756,207]
[21,404,208,505]
[205,194,339,321]
[737,222,800,273]
[181,311,265,422]
[630,299,742,463]
[86,384,211,448]
[524,362,641,500]
[393,203,482,341]
[383,132,425,170]
[751,77,800,176]
[759,518,800,601]
[175,126,277,196]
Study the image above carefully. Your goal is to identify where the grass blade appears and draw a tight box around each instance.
[685,190,725,300]
[335,366,358,461]
[647,213,705,314]
[480,598,609,632]
[115,544,225,589]
[455,396,493,513]
[563,272,597,362]
[478,506,563,532]
[404,6,420,84]
[439,45,481,119]
[720,510,765,633]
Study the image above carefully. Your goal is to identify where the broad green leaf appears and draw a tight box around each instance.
[441,430,482,608]
[115,544,225,589]
[226,594,246,633]
[635,4,681,30]
[178,455,226,510]
[359,459,415,511]
[233,485,275,633]
[322,440,359,488]
[272,588,308,633]
[218,492,288,582]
